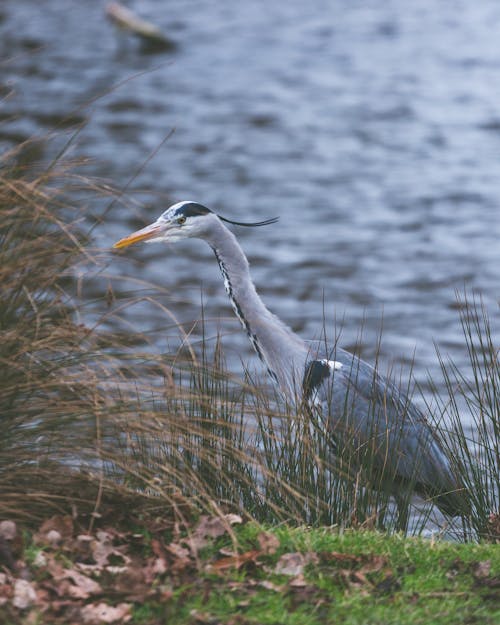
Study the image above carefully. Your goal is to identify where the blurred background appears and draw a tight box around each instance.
[1,0,499,398]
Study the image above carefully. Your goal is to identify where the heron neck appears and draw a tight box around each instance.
[208,222,308,399]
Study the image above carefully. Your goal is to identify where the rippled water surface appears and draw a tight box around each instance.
[2,1,500,406]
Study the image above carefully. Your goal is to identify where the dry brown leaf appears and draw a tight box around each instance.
[36,515,74,545]
[223,514,243,526]
[472,560,491,580]
[275,552,318,577]
[209,549,260,572]
[89,531,130,569]
[33,551,48,568]
[64,581,93,600]
[350,571,370,586]
[288,573,307,588]
[259,580,284,592]
[257,531,280,555]
[151,538,169,575]
[275,552,305,577]
[152,557,167,575]
[359,555,387,574]
[0,520,17,541]
[46,555,101,598]
[166,542,192,572]
[103,562,154,602]
[195,516,229,539]
[187,514,243,553]
[190,609,214,623]
[66,569,102,597]
[12,579,37,610]
[321,551,388,576]
[80,601,132,624]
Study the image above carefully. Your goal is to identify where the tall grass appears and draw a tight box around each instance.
[2,138,497,540]
[100,337,450,535]
[0,141,106,519]
[0,140,170,523]
[426,292,499,541]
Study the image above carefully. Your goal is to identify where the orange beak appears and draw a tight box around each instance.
[113,222,163,249]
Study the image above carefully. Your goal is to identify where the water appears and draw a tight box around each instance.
[2,1,499,408]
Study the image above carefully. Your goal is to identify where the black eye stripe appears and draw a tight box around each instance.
[175,203,212,218]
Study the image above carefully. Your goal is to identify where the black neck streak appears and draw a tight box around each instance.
[213,249,279,385]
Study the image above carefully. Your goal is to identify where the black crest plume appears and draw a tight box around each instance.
[218,214,279,227]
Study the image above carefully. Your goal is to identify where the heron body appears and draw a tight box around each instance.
[114,201,467,518]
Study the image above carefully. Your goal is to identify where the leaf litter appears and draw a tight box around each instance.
[0,515,498,624]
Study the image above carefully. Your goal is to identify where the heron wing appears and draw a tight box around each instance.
[303,350,465,513]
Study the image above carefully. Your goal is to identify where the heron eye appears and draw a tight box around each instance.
[177,216,186,225]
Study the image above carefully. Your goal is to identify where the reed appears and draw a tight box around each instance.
[99,335,442,535]
[1,146,92,512]
[425,291,499,541]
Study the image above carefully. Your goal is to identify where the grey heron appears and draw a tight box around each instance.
[113,201,468,521]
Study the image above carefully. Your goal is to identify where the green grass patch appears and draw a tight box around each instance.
[180,525,500,625]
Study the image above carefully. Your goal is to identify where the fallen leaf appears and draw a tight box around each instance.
[152,557,167,575]
[476,576,500,589]
[275,553,304,576]
[350,571,370,586]
[275,552,318,577]
[150,537,170,573]
[0,574,11,606]
[46,530,62,546]
[33,551,48,568]
[192,516,228,545]
[289,573,307,587]
[81,601,132,624]
[321,551,387,574]
[66,569,102,597]
[223,513,243,526]
[187,514,243,553]
[63,580,93,600]
[198,516,228,538]
[358,555,387,574]
[0,521,16,541]
[103,558,155,601]
[166,542,192,572]
[90,531,129,568]
[190,609,214,623]
[472,560,491,580]
[12,579,37,610]
[33,515,74,549]
[46,555,101,598]
[259,580,284,592]
[257,531,280,555]
[209,550,260,572]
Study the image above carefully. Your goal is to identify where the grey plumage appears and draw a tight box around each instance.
[114,201,468,518]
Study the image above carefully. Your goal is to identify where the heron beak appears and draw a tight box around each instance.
[113,222,163,249]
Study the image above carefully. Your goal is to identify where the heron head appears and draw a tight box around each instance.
[113,201,279,249]
[113,201,216,249]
